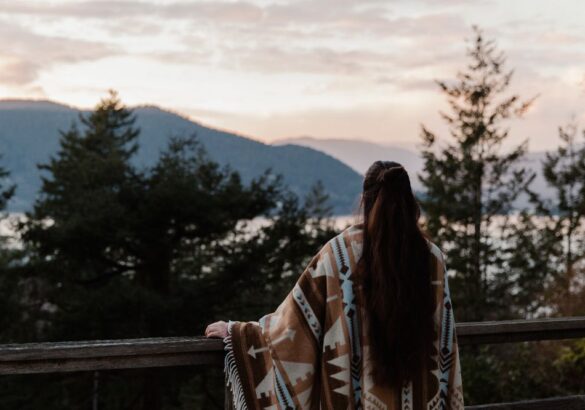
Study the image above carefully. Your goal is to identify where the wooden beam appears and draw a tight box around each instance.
[0,317,584,375]
[0,336,224,375]
[457,316,585,346]
[466,395,585,410]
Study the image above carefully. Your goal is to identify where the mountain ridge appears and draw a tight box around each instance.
[274,136,556,207]
[0,100,362,215]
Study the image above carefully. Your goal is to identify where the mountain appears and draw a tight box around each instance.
[272,136,424,190]
[0,100,362,215]
[273,136,556,208]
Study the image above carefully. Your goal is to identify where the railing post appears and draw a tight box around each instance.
[92,370,99,410]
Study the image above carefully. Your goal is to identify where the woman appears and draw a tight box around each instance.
[206,160,464,409]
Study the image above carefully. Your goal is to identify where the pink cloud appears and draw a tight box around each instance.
[0,21,118,86]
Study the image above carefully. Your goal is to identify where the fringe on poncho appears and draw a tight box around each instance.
[223,222,464,409]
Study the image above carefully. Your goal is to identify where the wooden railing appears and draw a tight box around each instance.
[1,317,585,409]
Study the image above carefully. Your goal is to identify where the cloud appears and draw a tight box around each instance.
[0,1,462,38]
[0,1,153,19]
[1,0,584,158]
[99,18,165,37]
[162,1,265,24]
[182,99,446,146]
[131,7,469,79]
[0,58,40,85]
[376,76,440,92]
[0,21,117,86]
[0,1,266,24]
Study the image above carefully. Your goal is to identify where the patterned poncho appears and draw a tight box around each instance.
[224,223,464,409]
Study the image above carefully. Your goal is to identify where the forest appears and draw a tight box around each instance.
[0,27,584,409]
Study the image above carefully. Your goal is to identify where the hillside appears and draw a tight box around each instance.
[0,100,362,214]
[274,136,556,208]
[273,136,424,190]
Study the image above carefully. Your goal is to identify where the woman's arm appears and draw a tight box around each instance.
[205,242,331,409]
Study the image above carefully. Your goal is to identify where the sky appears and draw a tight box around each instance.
[0,0,584,152]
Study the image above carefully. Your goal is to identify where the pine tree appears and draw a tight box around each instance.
[0,157,19,342]
[539,121,585,315]
[0,158,14,213]
[418,26,537,321]
[213,181,334,323]
[22,90,140,284]
[12,92,339,409]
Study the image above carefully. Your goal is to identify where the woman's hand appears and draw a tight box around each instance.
[205,321,228,338]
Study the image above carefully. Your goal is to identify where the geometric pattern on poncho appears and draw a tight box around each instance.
[224,222,465,409]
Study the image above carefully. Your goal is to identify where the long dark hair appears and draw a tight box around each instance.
[356,160,436,389]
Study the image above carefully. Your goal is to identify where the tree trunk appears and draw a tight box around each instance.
[473,166,483,321]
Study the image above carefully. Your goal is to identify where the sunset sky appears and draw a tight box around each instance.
[1,0,584,151]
